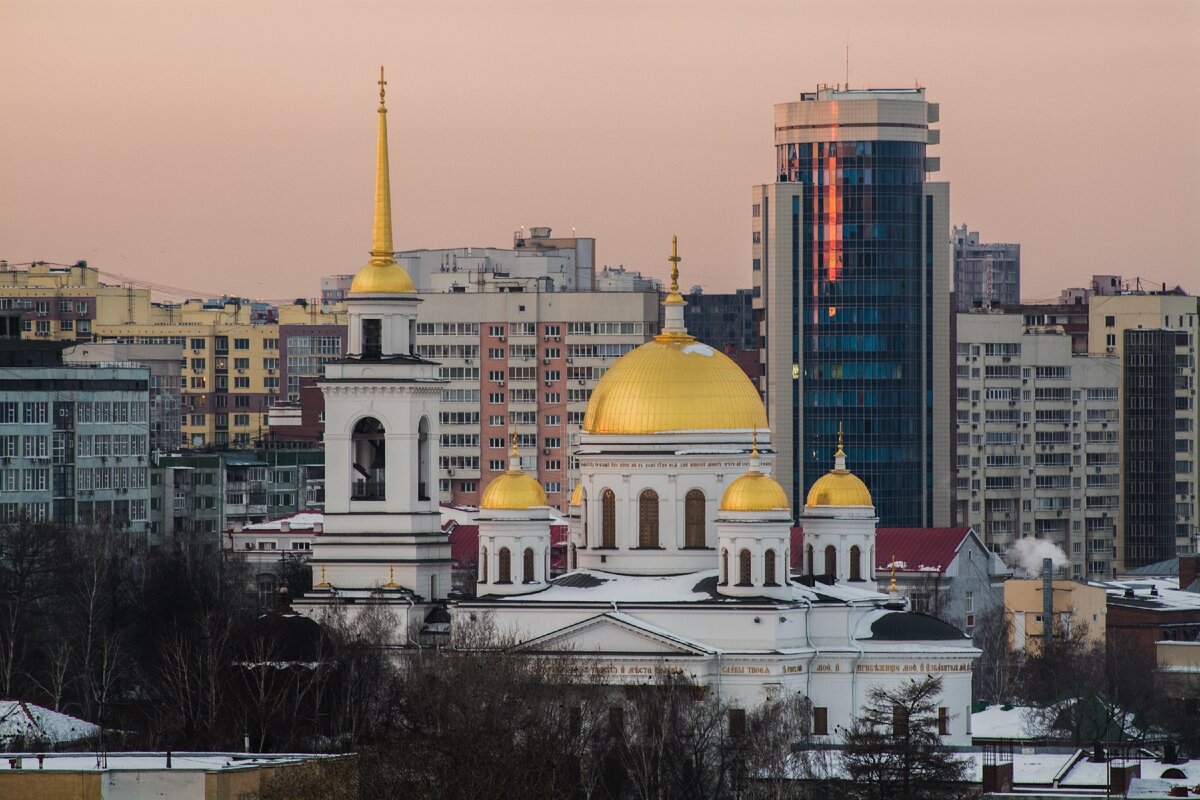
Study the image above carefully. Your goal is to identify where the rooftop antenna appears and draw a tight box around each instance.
[845,29,850,89]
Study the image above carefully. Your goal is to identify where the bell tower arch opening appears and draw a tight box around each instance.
[352,417,386,500]
[417,416,431,501]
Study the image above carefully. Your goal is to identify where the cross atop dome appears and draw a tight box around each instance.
[657,236,692,341]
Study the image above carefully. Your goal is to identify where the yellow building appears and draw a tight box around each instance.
[0,262,345,447]
[1004,578,1107,654]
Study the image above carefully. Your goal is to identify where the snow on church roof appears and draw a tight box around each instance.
[476,569,885,606]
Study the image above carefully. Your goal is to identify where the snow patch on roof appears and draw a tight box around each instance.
[0,701,99,745]
[682,343,714,357]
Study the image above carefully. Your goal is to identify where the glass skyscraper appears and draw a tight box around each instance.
[753,86,952,527]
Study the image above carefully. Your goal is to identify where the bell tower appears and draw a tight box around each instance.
[300,69,451,614]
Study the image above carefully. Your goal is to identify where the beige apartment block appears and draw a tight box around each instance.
[412,284,660,510]
[1088,293,1198,570]
[1004,577,1107,654]
[0,261,347,449]
[956,311,1120,579]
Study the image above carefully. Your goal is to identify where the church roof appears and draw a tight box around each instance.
[463,568,884,606]
[859,611,969,641]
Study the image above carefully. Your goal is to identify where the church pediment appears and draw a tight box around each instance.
[516,612,714,657]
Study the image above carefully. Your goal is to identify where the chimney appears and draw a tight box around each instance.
[1180,555,1200,592]
[280,521,290,533]
[1042,558,1054,652]
[313,522,323,534]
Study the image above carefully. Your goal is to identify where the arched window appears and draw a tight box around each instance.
[849,545,862,581]
[824,545,837,577]
[764,549,777,586]
[479,547,488,583]
[720,548,729,585]
[352,417,386,500]
[569,543,577,570]
[601,490,616,548]
[684,490,706,548]
[417,417,431,501]
[638,490,659,548]
[523,548,535,583]
[738,549,753,586]
[498,548,511,583]
[806,545,814,576]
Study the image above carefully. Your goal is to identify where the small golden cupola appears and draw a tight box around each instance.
[349,67,416,296]
[720,433,790,513]
[581,237,768,435]
[805,425,873,508]
[480,434,548,511]
[569,481,583,508]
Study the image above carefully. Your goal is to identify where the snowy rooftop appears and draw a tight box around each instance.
[473,568,887,606]
[0,701,99,745]
[970,704,1042,741]
[240,512,325,532]
[0,752,333,772]
[1093,577,1200,612]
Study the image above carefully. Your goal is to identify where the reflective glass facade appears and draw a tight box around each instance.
[779,139,933,526]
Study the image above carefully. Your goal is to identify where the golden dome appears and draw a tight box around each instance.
[349,262,416,295]
[721,471,790,513]
[569,481,583,507]
[805,435,873,507]
[582,337,767,434]
[480,470,548,510]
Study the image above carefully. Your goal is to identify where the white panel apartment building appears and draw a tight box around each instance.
[413,284,660,510]
[956,311,1121,579]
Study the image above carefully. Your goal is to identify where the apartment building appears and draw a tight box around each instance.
[410,282,659,510]
[0,314,152,534]
[153,449,324,541]
[952,224,1020,312]
[1088,292,1199,569]
[63,341,184,453]
[956,310,1121,579]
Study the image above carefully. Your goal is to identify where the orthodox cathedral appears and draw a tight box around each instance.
[298,72,980,745]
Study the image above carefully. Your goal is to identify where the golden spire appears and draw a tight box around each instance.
[369,66,394,267]
[889,555,898,593]
[316,565,330,589]
[384,564,399,589]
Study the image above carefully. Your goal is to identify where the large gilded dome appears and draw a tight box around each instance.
[582,337,767,434]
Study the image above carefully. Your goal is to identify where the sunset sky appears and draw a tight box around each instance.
[2,0,1197,302]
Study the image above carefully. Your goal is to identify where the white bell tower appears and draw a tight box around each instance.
[299,68,451,616]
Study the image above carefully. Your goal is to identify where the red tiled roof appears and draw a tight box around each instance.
[876,528,972,573]
[789,526,972,574]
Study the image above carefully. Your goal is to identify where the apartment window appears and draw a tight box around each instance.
[488,348,506,359]
[234,358,250,370]
[190,338,206,350]
[487,393,506,405]
[234,338,250,350]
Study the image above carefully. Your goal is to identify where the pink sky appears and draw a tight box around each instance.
[1,0,1197,302]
